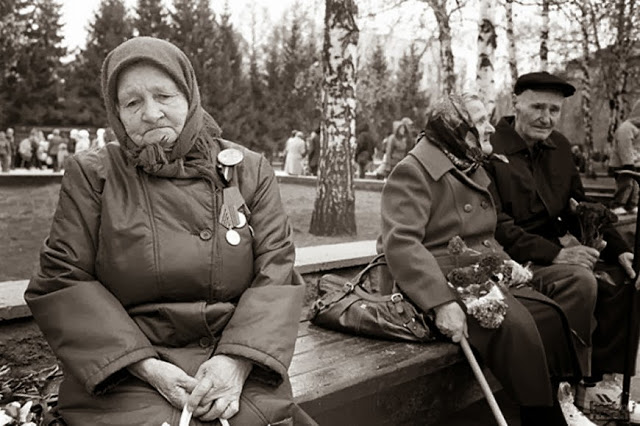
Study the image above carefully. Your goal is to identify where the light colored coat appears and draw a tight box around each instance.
[284,136,307,175]
[611,100,640,168]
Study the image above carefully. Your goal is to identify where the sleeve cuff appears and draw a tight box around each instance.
[85,346,158,395]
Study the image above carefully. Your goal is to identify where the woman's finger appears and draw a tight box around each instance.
[200,397,234,421]
[220,399,240,420]
[186,376,213,413]
[192,399,213,418]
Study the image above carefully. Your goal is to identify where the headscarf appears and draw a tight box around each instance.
[101,37,223,184]
[421,95,486,174]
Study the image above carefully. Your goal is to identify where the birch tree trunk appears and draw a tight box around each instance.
[606,0,636,144]
[505,0,518,84]
[429,0,456,95]
[540,0,550,71]
[476,0,497,113]
[309,0,358,236]
[578,1,594,153]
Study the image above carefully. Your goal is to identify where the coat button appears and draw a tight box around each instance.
[463,204,473,212]
[482,240,492,247]
[199,337,212,348]
[199,229,213,241]
[481,201,489,209]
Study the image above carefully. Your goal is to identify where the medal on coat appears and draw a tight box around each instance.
[217,148,243,184]
[226,229,241,246]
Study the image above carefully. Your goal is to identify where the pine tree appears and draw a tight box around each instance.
[169,0,216,106]
[357,41,395,143]
[65,0,133,126]
[10,0,67,125]
[0,0,31,126]
[207,6,247,142]
[393,43,427,126]
[134,0,170,39]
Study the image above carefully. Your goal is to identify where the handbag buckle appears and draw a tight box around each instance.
[390,293,403,303]
[314,300,326,311]
[343,282,356,292]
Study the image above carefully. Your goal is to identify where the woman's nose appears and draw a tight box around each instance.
[141,100,164,122]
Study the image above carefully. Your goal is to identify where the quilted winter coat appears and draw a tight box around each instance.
[24,139,305,423]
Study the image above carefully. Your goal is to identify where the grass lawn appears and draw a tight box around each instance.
[0,182,381,281]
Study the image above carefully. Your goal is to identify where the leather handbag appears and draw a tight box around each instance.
[310,253,435,342]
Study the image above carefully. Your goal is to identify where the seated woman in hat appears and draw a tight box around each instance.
[25,37,316,426]
[378,94,593,425]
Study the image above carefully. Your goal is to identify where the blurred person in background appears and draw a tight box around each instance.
[307,126,320,176]
[375,120,411,180]
[609,99,640,215]
[48,129,64,171]
[74,129,91,153]
[354,121,375,179]
[283,130,306,175]
[19,129,37,169]
[0,131,11,172]
[6,127,17,169]
[92,128,106,150]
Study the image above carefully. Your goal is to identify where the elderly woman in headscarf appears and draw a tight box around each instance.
[377,94,593,425]
[25,37,315,426]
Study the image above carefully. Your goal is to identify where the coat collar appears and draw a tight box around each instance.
[410,137,491,191]
[493,116,557,155]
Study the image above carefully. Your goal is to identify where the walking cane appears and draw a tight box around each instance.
[614,170,640,424]
[460,336,509,426]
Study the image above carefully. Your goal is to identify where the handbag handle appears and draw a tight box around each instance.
[350,253,388,287]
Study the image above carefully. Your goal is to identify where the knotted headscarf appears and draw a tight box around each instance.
[421,95,487,174]
[101,37,223,184]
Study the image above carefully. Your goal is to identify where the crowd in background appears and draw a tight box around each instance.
[281,116,416,180]
[0,127,117,173]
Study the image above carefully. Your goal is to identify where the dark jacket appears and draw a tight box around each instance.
[355,130,375,164]
[25,139,305,400]
[486,116,630,265]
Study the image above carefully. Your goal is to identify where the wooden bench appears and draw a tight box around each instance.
[0,241,500,425]
[290,322,499,425]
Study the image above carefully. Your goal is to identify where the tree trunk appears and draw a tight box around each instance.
[605,0,636,144]
[578,2,594,153]
[476,0,497,113]
[309,0,358,236]
[540,0,549,71]
[505,0,518,84]
[430,0,456,95]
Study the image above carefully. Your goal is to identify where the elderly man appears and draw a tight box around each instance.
[485,71,638,417]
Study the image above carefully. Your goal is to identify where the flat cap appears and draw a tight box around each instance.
[514,71,575,97]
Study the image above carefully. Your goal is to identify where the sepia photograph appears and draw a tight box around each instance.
[1,0,640,424]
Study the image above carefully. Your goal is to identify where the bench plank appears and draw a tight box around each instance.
[290,322,498,425]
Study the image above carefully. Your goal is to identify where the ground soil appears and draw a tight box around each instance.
[0,182,381,281]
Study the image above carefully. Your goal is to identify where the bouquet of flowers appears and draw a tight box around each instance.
[569,198,618,250]
[446,236,532,329]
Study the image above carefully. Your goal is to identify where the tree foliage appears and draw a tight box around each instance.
[64,0,133,126]
[134,0,171,39]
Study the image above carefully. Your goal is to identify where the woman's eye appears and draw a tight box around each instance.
[125,100,139,108]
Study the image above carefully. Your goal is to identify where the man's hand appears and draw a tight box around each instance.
[618,252,640,289]
[434,301,468,343]
[186,354,253,422]
[552,245,600,270]
[127,358,197,409]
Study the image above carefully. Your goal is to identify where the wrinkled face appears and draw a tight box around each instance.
[116,63,189,150]
[464,99,495,155]
[513,89,564,144]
